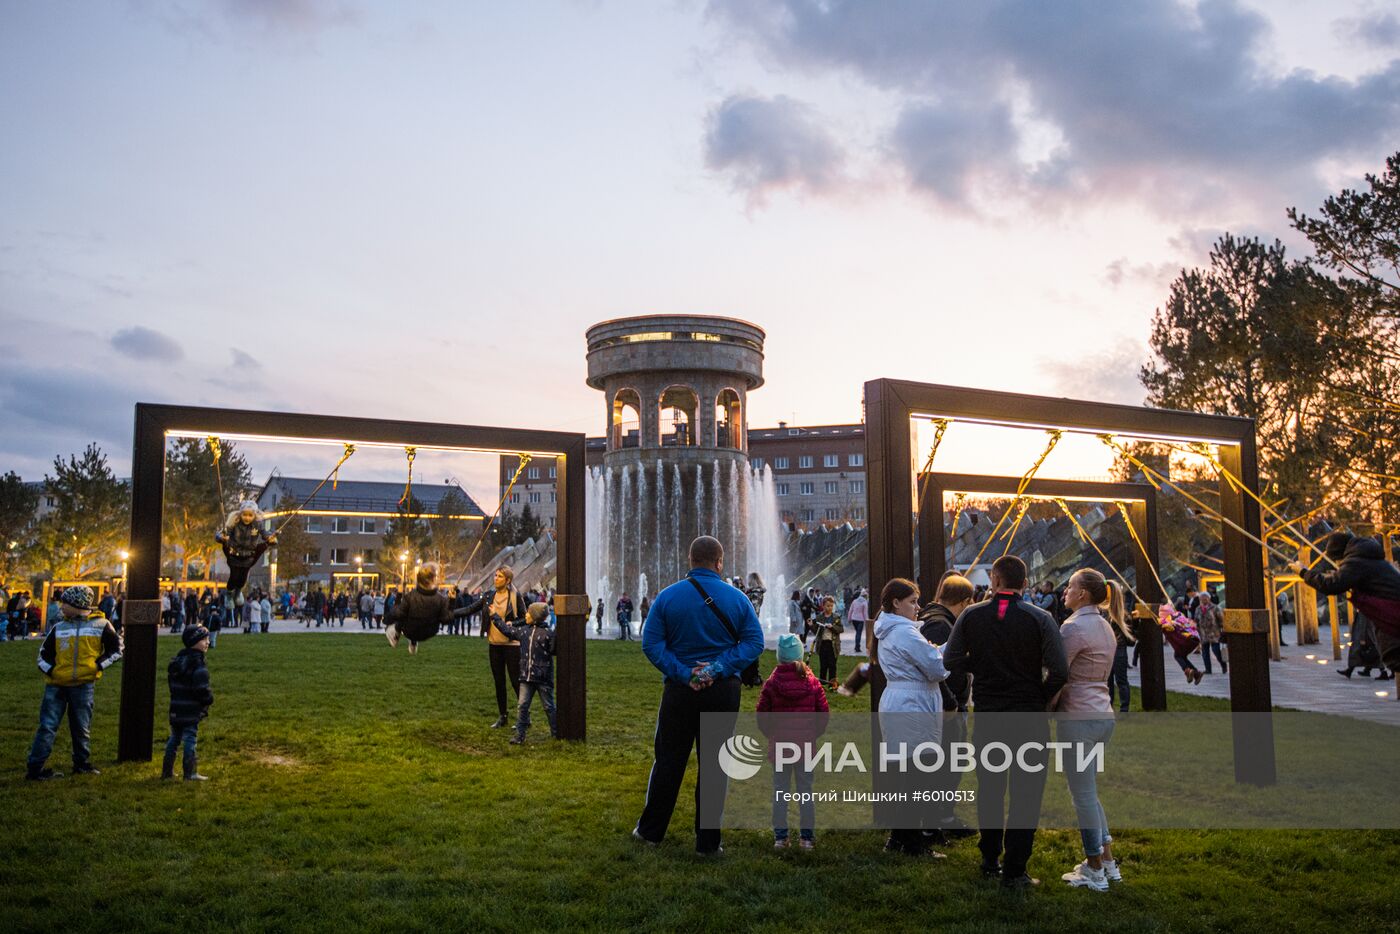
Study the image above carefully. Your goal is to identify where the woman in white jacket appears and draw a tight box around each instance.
[874,577,949,856]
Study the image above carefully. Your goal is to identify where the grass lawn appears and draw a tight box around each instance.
[1,634,1396,933]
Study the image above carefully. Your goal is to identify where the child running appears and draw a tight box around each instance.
[757,633,830,849]
[490,602,558,744]
[1158,604,1203,684]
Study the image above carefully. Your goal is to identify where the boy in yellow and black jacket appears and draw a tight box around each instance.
[25,585,123,781]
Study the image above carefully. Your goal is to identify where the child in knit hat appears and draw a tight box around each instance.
[164,624,214,781]
[25,585,123,781]
[756,633,830,849]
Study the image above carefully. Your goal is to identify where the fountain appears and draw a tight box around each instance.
[583,315,787,636]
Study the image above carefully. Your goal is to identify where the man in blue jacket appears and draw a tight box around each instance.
[634,536,764,854]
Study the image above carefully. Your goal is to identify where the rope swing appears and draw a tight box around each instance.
[1054,498,1136,597]
[273,443,357,537]
[963,430,1063,572]
[1115,501,1171,601]
[452,454,534,589]
[920,418,950,477]
[1098,435,1329,568]
[208,436,226,511]
[398,446,418,509]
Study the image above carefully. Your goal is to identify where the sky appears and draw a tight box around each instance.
[2,0,1398,507]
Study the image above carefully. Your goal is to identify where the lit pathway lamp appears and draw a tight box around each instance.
[399,552,408,590]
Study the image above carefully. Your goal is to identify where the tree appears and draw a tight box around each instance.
[425,487,478,576]
[30,444,130,580]
[163,438,253,580]
[1140,234,1377,513]
[1288,150,1400,319]
[381,495,433,586]
[0,471,38,582]
[268,502,315,586]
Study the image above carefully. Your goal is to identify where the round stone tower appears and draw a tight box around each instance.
[584,315,782,620]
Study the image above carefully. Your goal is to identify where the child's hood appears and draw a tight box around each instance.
[766,663,821,702]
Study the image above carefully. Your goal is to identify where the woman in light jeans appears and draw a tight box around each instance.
[1053,569,1123,892]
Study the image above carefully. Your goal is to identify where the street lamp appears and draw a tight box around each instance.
[399,551,408,589]
[119,550,129,594]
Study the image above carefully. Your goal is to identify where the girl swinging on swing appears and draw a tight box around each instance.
[215,500,276,611]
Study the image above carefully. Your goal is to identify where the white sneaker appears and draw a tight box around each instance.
[385,625,399,648]
[408,641,418,655]
[1102,858,1122,882]
[836,686,855,698]
[1062,861,1109,892]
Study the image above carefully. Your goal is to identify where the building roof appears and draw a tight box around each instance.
[257,476,485,518]
[749,423,864,441]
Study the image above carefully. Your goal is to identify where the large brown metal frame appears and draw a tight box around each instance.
[865,380,1275,784]
[117,403,588,762]
[918,472,1170,711]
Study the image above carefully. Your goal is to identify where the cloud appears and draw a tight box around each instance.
[134,0,358,41]
[703,94,845,206]
[1335,12,1400,49]
[1041,336,1149,406]
[230,347,263,370]
[219,0,358,33]
[707,0,1400,214]
[111,326,184,361]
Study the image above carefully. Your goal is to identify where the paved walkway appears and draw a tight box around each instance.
[1126,622,1400,726]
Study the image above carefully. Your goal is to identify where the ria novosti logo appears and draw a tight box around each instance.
[717,734,765,780]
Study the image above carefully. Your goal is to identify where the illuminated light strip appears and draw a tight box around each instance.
[941,490,1143,504]
[163,430,567,459]
[261,510,485,520]
[909,412,1242,447]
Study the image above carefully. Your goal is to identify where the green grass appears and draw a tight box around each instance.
[0,635,1396,933]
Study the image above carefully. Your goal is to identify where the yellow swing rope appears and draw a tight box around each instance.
[947,492,967,553]
[207,436,226,510]
[1114,501,1172,601]
[1053,498,1136,596]
[397,446,418,510]
[1100,435,1313,568]
[1000,498,1034,558]
[273,443,356,537]
[452,454,533,589]
[1181,442,1341,566]
[919,419,950,477]
[964,431,1063,572]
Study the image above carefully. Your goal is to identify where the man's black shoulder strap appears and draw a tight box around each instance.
[687,576,740,645]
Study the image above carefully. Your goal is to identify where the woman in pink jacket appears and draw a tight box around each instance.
[1053,569,1124,892]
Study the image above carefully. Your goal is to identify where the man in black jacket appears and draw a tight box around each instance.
[1294,532,1400,674]
[943,555,1069,890]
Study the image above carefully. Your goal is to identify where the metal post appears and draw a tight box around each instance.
[1128,499,1168,711]
[118,405,166,762]
[554,445,588,741]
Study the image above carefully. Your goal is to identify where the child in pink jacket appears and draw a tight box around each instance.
[757,633,830,850]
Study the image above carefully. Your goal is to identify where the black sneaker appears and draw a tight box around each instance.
[490,716,507,728]
[980,861,1003,879]
[1000,873,1040,890]
[25,767,63,781]
[509,735,524,745]
[631,828,659,847]
[71,763,101,776]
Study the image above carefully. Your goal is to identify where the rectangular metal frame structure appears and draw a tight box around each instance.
[865,379,1274,784]
[118,403,588,761]
[918,472,1171,712]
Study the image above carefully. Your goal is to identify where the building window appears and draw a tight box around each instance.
[799,455,813,469]
[306,516,322,533]
[331,517,350,534]
[528,467,540,480]
[823,454,839,468]
[529,492,541,504]
[774,457,789,469]
[360,518,376,534]
[510,493,520,504]
[801,509,815,522]
[362,549,378,565]
[848,453,864,467]
[824,481,838,494]
[800,482,814,495]
[330,549,349,565]
[825,508,841,520]
[850,508,865,521]
[751,457,764,470]
[549,466,557,479]
[550,492,556,503]
[788,428,800,436]
[776,483,790,496]
[849,480,865,494]
[304,551,321,565]
[45,496,55,507]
